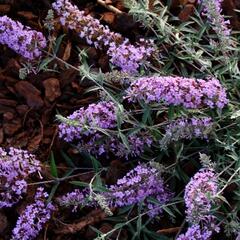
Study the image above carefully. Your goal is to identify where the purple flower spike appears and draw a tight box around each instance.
[125,76,228,109]
[0,16,46,59]
[106,164,172,217]
[0,147,41,208]
[11,187,55,240]
[58,189,92,212]
[184,168,218,224]
[199,0,231,37]
[52,0,155,73]
[177,224,214,240]
[178,167,220,240]
[58,101,152,158]
[59,164,172,217]
[160,117,213,148]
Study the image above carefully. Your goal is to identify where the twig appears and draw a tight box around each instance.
[97,0,123,15]
[157,227,181,234]
[54,208,115,234]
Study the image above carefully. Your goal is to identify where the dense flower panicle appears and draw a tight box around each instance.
[11,187,55,240]
[177,224,213,240]
[125,76,228,109]
[58,101,152,158]
[177,217,220,240]
[0,16,46,59]
[77,132,152,159]
[199,0,232,48]
[160,117,213,148]
[0,147,41,208]
[59,164,171,217]
[184,168,218,224]
[52,0,155,73]
[59,101,117,142]
[106,164,171,217]
[58,189,92,211]
[107,39,154,73]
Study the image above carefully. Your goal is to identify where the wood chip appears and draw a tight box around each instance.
[15,81,44,109]
[43,78,61,102]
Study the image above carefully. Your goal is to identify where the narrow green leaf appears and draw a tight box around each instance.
[61,150,75,168]
[53,34,65,55]
[90,156,102,172]
[50,151,58,178]
[47,183,59,203]
[70,181,89,187]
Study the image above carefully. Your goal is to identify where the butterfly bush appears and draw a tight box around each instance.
[0,147,41,208]
[58,164,171,217]
[199,0,232,48]
[178,167,220,240]
[52,0,155,73]
[177,224,215,240]
[11,187,55,240]
[58,101,152,158]
[184,168,218,224]
[0,16,46,59]
[160,117,213,148]
[125,76,228,109]
[59,189,92,211]
[105,164,171,217]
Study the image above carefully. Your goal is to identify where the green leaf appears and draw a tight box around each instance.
[90,156,102,172]
[70,181,89,187]
[231,110,240,119]
[61,150,75,168]
[119,132,130,151]
[53,34,65,55]
[167,106,175,120]
[162,206,176,218]
[47,183,59,203]
[38,57,53,71]
[50,151,58,178]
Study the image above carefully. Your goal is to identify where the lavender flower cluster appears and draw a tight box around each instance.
[184,168,218,224]
[58,101,152,158]
[0,147,41,208]
[0,16,46,59]
[160,117,213,148]
[177,168,219,240]
[199,0,232,48]
[106,164,171,217]
[52,0,155,73]
[177,224,214,240]
[125,76,228,109]
[11,187,55,240]
[58,164,171,217]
